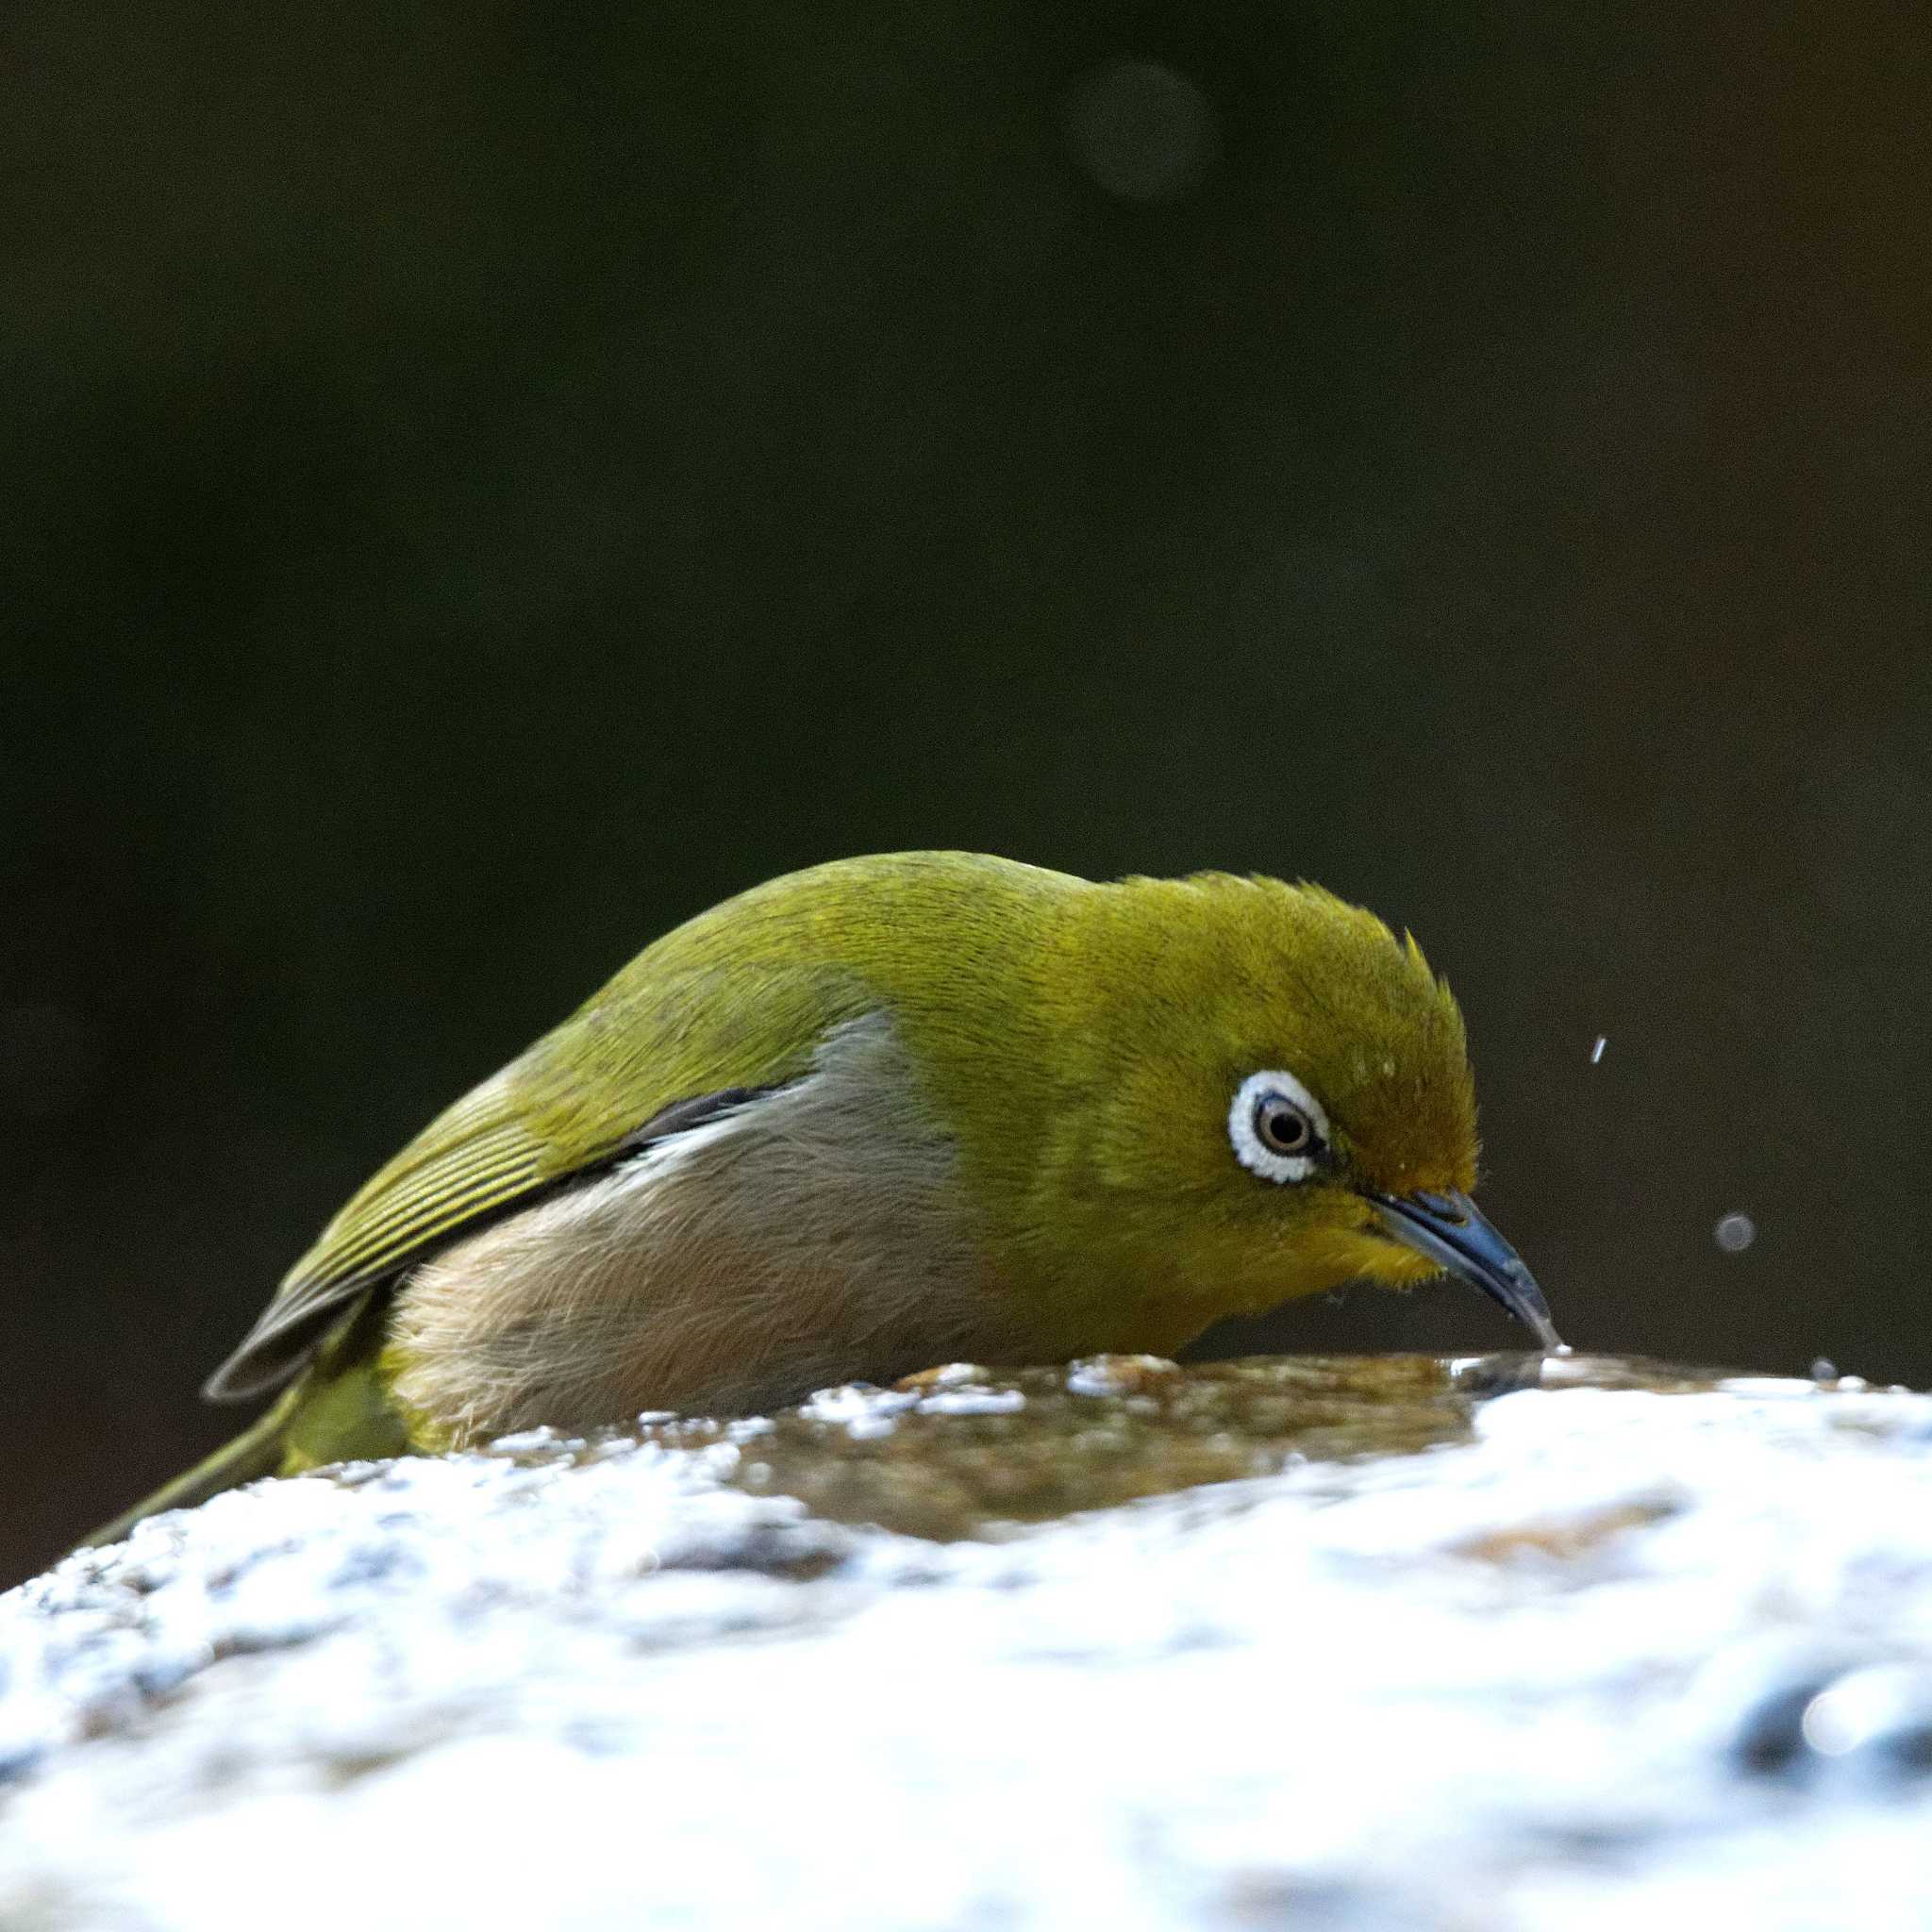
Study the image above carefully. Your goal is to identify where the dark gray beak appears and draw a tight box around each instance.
[1366,1188,1563,1351]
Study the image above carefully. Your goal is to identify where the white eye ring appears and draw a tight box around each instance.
[1228,1070,1330,1184]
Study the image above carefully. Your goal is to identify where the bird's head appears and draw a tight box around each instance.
[1035,872,1559,1350]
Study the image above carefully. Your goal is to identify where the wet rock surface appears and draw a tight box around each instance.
[5,1354,1931,1929]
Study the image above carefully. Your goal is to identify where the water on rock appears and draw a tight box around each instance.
[4,1353,1930,1930]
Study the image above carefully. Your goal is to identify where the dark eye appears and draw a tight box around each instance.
[1228,1069,1330,1183]
[1254,1093,1317,1157]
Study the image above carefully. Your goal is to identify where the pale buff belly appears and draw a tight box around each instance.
[385,1013,1019,1443]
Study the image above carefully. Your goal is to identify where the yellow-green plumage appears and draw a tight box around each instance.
[87,852,1553,1548]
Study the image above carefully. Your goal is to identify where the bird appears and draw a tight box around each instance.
[86,851,1558,1546]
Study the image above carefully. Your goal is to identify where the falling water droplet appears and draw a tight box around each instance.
[1715,1212,1757,1254]
[1064,59,1220,205]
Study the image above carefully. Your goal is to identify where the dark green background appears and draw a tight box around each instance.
[6,1,1927,1582]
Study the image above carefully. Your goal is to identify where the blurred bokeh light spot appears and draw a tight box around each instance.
[1799,1666,1932,1764]
[1064,59,1220,205]
[1715,1212,1757,1255]
[0,1005,103,1120]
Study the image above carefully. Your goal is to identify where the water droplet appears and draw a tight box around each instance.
[1064,59,1220,205]
[1800,1665,1932,1771]
[1715,1212,1757,1254]
[1590,1035,1607,1064]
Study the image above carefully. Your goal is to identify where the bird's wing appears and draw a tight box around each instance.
[204,961,856,1402]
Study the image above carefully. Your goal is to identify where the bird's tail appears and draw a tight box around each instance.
[77,1385,301,1552]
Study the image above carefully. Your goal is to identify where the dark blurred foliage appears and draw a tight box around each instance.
[4,0,1927,1582]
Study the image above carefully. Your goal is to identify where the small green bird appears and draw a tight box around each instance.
[90,852,1558,1546]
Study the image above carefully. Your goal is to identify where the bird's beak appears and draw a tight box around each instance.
[1364,1188,1563,1352]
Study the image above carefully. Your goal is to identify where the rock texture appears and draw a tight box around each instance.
[5,1354,1932,1930]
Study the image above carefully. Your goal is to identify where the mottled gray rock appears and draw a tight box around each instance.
[5,1355,1932,1930]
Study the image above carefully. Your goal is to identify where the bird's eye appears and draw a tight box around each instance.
[1227,1069,1330,1184]
[1254,1093,1314,1156]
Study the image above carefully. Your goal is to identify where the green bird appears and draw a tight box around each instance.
[88,852,1559,1546]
